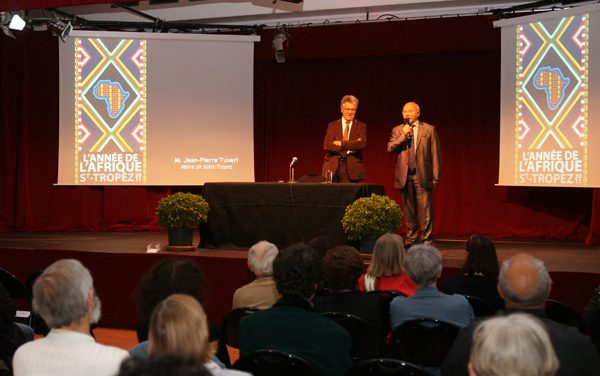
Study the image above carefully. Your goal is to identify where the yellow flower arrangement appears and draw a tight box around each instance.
[342,194,402,241]
[156,192,210,229]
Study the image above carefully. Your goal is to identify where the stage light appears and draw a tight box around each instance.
[9,14,26,31]
[0,12,15,39]
[272,27,289,63]
[49,19,72,42]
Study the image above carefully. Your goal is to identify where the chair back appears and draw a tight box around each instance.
[391,318,460,367]
[221,307,261,348]
[347,358,430,376]
[367,290,406,334]
[322,311,384,361]
[545,299,585,333]
[233,349,323,376]
[0,268,32,327]
[465,295,496,317]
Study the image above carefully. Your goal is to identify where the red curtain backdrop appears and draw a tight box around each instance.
[1,16,599,244]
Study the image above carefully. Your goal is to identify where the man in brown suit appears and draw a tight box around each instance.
[322,95,367,182]
[387,102,441,245]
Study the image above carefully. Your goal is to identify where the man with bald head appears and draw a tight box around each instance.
[442,253,600,376]
[387,102,441,246]
[232,240,281,309]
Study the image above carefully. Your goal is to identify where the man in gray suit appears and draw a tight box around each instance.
[387,102,441,245]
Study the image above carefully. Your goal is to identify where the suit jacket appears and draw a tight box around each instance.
[232,276,281,310]
[322,119,367,180]
[441,310,600,376]
[387,121,441,190]
[239,296,352,376]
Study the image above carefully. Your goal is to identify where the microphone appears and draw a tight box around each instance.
[404,118,411,125]
[404,118,413,140]
[290,157,298,167]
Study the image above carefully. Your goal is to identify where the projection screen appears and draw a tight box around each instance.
[56,31,259,186]
[495,5,600,187]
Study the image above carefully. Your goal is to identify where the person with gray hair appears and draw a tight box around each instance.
[13,259,128,376]
[232,240,281,309]
[468,313,559,376]
[389,244,474,329]
[322,94,367,182]
[442,253,600,376]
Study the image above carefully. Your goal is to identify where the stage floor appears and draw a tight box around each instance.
[0,231,599,273]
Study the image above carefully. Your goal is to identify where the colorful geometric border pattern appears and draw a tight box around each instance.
[514,15,589,184]
[74,37,147,183]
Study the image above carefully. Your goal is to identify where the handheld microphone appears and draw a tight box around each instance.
[290,157,298,167]
[404,118,411,125]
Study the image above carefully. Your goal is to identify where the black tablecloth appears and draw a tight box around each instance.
[199,182,386,249]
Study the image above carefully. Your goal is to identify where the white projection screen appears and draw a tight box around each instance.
[57,31,259,186]
[495,5,600,187]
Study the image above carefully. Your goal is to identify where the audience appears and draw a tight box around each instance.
[442,253,600,376]
[232,240,280,309]
[119,356,211,376]
[583,283,600,353]
[358,233,416,296]
[148,294,248,376]
[0,282,32,371]
[441,235,504,311]
[469,313,559,376]
[390,244,474,329]
[134,258,229,366]
[239,242,352,376]
[12,259,128,376]
[313,246,384,333]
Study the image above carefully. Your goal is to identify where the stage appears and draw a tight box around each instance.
[0,231,598,330]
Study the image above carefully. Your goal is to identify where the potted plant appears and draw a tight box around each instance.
[341,193,403,252]
[156,192,210,248]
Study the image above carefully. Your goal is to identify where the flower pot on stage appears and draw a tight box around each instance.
[359,234,378,253]
[167,227,194,249]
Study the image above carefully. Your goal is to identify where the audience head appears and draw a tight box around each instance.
[367,233,406,277]
[136,258,207,324]
[463,235,499,279]
[498,253,551,310]
[273,243,321,300]
[32,259,101,329]
[469,313,559,376]
[322,246,364,290]
[247,240,279,278]
[308,235,337,258]
[119,355,211,376]
[148,294,212,362]
[404,244,442,288]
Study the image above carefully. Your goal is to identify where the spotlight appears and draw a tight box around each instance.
[49,19,72,42]
[9,14,26,31]
[0,12,15,39]
[272,27,289,63]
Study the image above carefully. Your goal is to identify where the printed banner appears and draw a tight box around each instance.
[74,38,147,184]
[514,15,589,186]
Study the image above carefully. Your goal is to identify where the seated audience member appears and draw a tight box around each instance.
[390,244,474,329]
[135,258,229,366]
[147,294,248,376]
[313,246,384,333]
[358,233,416,296]
[442,253,600,376]
[441,235,504,311]
[239,243,352,376]
[232,240,281,309]
[119,356,211,376]
[583,284,600,353]
[0,282,32,370]
[468,313,559,376]
[13,259,128,376]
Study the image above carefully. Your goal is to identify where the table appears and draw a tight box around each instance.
[199,182,386,249]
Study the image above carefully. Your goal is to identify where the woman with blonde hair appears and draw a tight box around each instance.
[148,294,249,376]
[358,233,416,296]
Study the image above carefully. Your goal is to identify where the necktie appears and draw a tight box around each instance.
[343,121,350,141]
[408,131,416,170]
